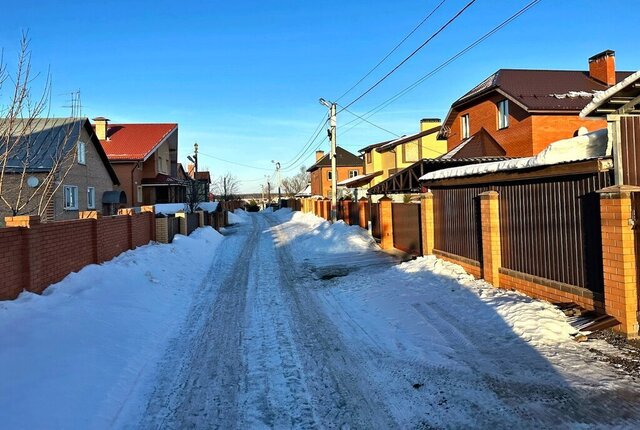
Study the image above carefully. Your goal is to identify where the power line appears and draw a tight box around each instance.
[334,0,449,102]
[336,103,401,137]
[340,0,478,111]
[198,151,273,171]
[338,0,542,136]
[280,119,328,171]
[280,113,328,168]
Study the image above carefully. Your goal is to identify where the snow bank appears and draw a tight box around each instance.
[0,227,224,429]
[196,201,219,212]
[421,129,609,181]
[228,208,249,224]
[275,211,377,258]
[155,203,189,214]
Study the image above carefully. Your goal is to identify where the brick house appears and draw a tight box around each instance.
[441,50,634,157]
[307,147,363,198]
[359,118,445,188]
[93,117,187,206]
[0,117,120,223]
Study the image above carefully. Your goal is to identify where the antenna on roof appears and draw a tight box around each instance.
[62,90,82,118]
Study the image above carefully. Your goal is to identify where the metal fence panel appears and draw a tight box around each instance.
[392,203,422,256]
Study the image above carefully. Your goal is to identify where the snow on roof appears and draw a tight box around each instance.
[580,70,640,118]
[295,184,312,197]
[337,172,381,187]
[420,129,609,182]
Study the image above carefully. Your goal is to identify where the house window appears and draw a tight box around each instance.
[366,152,372,163]
[461,114,470,139]
[77,142,86,165]
[349,170,358,178]
[87,187,95,209]
[63,185,78,210]
[327,171,332,180]
[137,185,143,203]
[498,100,509,129]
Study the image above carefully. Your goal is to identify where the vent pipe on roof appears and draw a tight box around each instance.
[588,50,616,86]
[93,116,110,140]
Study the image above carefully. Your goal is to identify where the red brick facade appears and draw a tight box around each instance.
[447,93,606,157]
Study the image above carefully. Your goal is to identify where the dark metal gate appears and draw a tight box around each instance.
[392,203,422,256]
[371,203,381,239]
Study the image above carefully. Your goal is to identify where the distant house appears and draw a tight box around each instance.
[189,166,212,203]
[307,147,363,197]
[440,50,634,157]
[93,117,187,206]
[358,118,445,189]
[0,117,120,222]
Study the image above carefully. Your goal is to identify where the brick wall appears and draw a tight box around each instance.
[0,211,155,300]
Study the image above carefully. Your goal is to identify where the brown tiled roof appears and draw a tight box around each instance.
[97,123,177,161]
[358,139,394,154]
[441,128,506,159]
[454,69,634,112]
[307,146,362,172]
[195,171,211,182]
[377,126,441,153]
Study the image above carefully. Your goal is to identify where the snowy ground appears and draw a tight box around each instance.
[2,210,640,429]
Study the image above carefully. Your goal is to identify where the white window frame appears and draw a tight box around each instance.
[137,185,143,203]
[498,100,509,129]
[77,141,86,165]
[461,114,470,139]
[349,169,359,178]
[87,187,95,209]
[63,185,78,210]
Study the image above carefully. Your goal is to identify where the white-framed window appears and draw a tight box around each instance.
[87,187,95,209]
[77,141,86,165]
[137,185,143,203]
[327,171,332,180]
[349,170,359,178]
[498,99,509,129]
[63,185,78,210]
[461,114,470,139]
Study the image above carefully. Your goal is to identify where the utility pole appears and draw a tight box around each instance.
[272,160,281,208]
[187,142,200,204]
[319,98,337,222]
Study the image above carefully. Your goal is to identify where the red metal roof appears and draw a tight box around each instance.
[97,123,177,161]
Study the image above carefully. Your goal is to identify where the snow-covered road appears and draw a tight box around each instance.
[135,211,640,429]
[4,210,640,429]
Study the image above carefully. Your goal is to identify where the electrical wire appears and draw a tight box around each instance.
[340,0,478,111]
[280,113,328,169]
[336,104,401,137]
[338,0,542,136]
[334,0,448,102]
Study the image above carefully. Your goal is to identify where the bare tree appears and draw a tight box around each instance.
[0,34,76,220]
[212,172,240,201]
[281,165,309,197]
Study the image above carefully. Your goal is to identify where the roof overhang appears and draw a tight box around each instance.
[337,171,383,188]
[580,71,640,118]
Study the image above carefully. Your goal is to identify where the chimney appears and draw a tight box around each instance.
[315,150,325,161]
[588,50,616,86]
[93,117,110,140]
[420,118,441,131]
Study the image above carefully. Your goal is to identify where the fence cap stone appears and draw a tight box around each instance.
[379,196,393,202]
[597,185,640,195]
[79,211,101,219]
[4,215,40,227]
[479,190,499,198]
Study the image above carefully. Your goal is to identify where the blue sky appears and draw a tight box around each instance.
[0,0,638,192]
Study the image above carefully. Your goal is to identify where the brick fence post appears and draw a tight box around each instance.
[379,196,394,250]
[420,192,435,256]
[118,208,135,249]
[79,211,101,262]
[358,197,367,229]
[479,191,501,287]
[155,217,169,243]
[599,186,639,337]
[140,205,156,242]
[4,215,40,293]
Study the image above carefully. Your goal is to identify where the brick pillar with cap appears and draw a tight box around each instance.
[379,196,394,250]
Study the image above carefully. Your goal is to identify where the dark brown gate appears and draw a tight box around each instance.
[349,202,360,226]
[371,202,381,239]
[392,203,422,256]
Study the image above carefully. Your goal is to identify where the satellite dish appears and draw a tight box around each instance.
[27,176,39,188]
